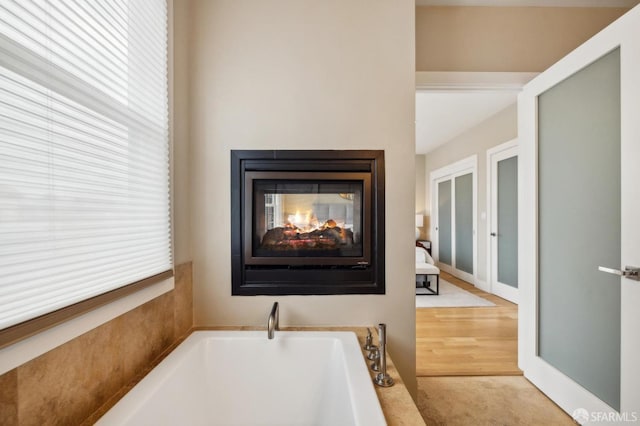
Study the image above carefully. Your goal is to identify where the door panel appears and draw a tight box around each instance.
[438,179,452,266]
[454,173,473,274]
[497,156,518,288]
[537,48,621,411]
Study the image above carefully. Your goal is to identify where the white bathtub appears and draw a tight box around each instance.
[97,330,387,425]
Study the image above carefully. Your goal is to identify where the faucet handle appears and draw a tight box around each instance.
[363,328,376,351]
[366,345,379,360]
[370,348,380,371]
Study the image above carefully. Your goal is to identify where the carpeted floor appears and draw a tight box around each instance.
[416,279,495,308]
[416,376,576,426]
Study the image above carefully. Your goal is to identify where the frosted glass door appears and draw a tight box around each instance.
[432,156,477,282]
[454,173,473,274]
[538,48,621,411]
[437,179,452,266]
[497,157,517,287]
[489,143,519,304]
[520,7,640,417]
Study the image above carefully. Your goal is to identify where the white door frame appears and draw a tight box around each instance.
[430,155,477,285]
[486,139,518,303]
[519,5,640,419]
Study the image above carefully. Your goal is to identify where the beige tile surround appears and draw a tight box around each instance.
[0,262,193,426]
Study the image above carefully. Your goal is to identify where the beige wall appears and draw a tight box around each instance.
[185,0,417,395]
[172,0,192,264]
[416,6,628,72]
[415,154,427,240]
[424,104,517,284]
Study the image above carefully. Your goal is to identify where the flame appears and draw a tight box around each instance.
[287,210,338,233]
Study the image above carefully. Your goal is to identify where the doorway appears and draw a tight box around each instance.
[487,140,518,304]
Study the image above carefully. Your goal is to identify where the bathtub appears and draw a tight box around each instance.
[97,330,387,425]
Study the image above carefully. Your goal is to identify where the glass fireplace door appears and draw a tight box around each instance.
[243,170,372,266]
[253,181,364,258]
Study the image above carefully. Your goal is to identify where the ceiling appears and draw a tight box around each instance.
[415,90,518,154]
[414,0,639,154]
[416,0,640,6]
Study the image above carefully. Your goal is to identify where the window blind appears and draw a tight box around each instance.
[0,0,171,332]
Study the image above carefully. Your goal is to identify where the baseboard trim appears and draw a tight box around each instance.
[475,279,490,292]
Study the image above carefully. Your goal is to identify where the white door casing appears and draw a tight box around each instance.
[519,5,640,422]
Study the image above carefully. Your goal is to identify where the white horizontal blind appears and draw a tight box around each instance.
[0,0,171,331]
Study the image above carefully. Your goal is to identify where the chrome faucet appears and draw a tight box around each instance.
[267,302,279,339]
[374,323,394,387]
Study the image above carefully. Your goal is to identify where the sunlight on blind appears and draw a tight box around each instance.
[0,0,171,330]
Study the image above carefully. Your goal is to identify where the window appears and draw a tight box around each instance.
[0,1,171,345]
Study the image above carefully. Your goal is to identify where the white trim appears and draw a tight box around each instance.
[475,277,490,293]
[430,155,477,181]
[0,278,174,376]
[518,66,538,377]
[430,155,478,286]
[486,140,519,304]
[491,280,518,303]
[439,263,476,285]
[416,71,538,92]
[475,279,488,291]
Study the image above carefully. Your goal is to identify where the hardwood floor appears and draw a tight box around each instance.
[416,272,521,376]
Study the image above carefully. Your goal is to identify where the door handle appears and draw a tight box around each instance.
[490,232,497,237]
[598,266,640,281]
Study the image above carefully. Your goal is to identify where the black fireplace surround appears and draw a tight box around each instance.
[231,150,385,295]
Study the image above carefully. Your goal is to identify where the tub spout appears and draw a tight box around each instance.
[267,302,279,339]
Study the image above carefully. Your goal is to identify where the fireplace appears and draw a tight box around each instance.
[231,150,384,295]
